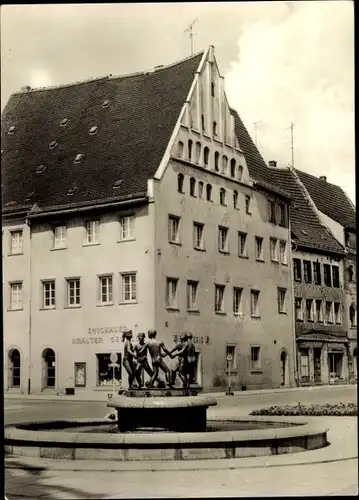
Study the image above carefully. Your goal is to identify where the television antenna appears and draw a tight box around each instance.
[290,121,295,168]
[253,121,263,146]
[184,19,198,56]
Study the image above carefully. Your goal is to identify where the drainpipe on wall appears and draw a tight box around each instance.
[288,236,299,387]
[25,217,32,394]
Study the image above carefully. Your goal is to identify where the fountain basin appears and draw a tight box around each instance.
[4,415,328,461]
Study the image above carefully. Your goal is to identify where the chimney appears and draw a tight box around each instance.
[268,160,277,168]
[21,85,31,92]
[319,176,327,182]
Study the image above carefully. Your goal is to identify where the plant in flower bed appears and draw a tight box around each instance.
[250,401,357,417]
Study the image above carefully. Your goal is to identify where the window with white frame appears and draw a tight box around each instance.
[98,275,113,305]
[9,282,23,310]
[10,230,23,255]
[250,346,262,371]
[255,237,264,261]
[215,284,225,313]
[119,216,134,241]
[233,287,243,315]
[219,188,226,206]
[215,151,220,171]
[278,288,287,313]
[233,190,239,209]
[300,350,309,378]
[122,273,137,302]
[42,280,56,309]
[279,240,288,264]
[245,195,251,214]
[250,290,260,317]
[334,302,341,324]
[53,225,67,249]
[193,222,204,250]
[218,226,229,253]
[226,345,236,370]
[270,238,278,262]
[66,278,80,307]
[198,181,204,198]
[238,232,247,257]
[222,156,228,175]
[325,301,333,323]
[316,299,323,322]
[166,278,179,309]
[85,220,100,244]
[187,280,198,311]
[306,299,314,321]
[295,297,303,321]
[168,215,180,243]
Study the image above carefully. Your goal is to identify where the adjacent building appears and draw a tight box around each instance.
[2,47,297,396]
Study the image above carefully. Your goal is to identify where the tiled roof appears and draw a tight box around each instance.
[230,109,345,256]
[295,169,356,231]
[1,52,204,215]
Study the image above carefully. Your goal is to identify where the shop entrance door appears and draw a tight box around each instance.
[328,352,343,381]
[313,348,322,384]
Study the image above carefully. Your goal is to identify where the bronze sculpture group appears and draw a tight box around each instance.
[122,329,197,389]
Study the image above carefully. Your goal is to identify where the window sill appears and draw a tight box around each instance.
[7,308,23,312]
[50,246,67,252]
[256,258,265,263]
[119,301,138,305]
[219,250,230,255]
[117,238,136,243]
[238,254,249,259]
[281,262,288,266]
[246,211,252,216]
[96,303,114,307]
[225,369,237,374]
[251,315,261,319]
[296,319,304,322]
[169,241,182,246]
[215,311,227,315]
[250,369,263,374]
[220,203,227,207]
[64,305,82,309]
[83,242,100,247]
[307,319,314,323]
[166,307,180,312]
[8,252,24,257]
[294,279,302,282]
[271,259,279,264]
[194,246,206,252]
[187,308,200,314]
[40,307,56,311]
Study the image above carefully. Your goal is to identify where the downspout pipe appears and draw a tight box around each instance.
[25,216,32,394]
[289,236,299,387]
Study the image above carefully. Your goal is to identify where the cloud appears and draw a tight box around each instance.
[224,1,355,202]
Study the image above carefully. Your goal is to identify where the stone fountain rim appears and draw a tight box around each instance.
[107,394,218,409]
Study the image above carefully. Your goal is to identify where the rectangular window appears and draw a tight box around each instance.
[293,259,302,281]
[233,287,243,315]
[269,201,276,223]
[122,273,137,302]
[325,301,333,323]
[187,280,198,311]
[270,238,278,262]
[218,226,229,253]
[74,362,86,387]
[10,230,23,255]
[250,290,260,317]
[334,303,341,324]
[313,262,321,285]
[250,346,262,371]
[97,353,121,387]
[9,282,23,310]
[303,260,312,283]
[98,275,113,305]
[255,237,264,261]
[278,288,287,314]
[53,225,67,249]
[166,278,179,309]
[295,297,303,321]
[86,220,100,244]
[42,280,55,309]
[226,345,236,370]
[323,264,332,287]
[300,350,309,378]
[279,240,288,265]
[119,216,134,241]
[66,278,80,307]
[238,232,247,257]
[245,195,251,214]
[316,300,323,322]
[278,203,287,226]
[168,215,180,243]
[215,284,225,313]
[305,299,313,321]
[332,266,340,288]
[193,222,204,250]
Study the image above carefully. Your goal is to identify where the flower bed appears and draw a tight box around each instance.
[250,402,357,417]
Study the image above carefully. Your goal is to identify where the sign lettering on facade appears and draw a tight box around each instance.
[173,334,210,345]
[88,326,129,335]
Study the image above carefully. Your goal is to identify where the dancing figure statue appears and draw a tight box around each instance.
[185,333,197,386]
[133,332,153,388]
[122,330,137,388]
[147,329,172,388]
[169,333,188,387]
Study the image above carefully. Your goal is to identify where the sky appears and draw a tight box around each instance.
[1,2,355,203]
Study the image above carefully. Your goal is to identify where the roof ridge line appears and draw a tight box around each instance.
[11,75,110,96]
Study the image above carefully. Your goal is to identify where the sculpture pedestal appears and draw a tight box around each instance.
[107,394,217,433]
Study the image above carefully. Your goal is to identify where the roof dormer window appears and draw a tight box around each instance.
[49,140,58,149]
[89,126,98,135]
[36,164,46,174]
[60,118,69,127]
[8,125,16,134]
[74,154,84,164]
[67,183,78,196]
[113,180,123,189]
[102,99,110,108]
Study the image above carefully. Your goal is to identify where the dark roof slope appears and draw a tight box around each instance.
[230,108,345,255]
[1,52,203,214]
[295,169,356,231]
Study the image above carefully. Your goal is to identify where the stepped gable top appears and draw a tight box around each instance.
[230,108,345,256]
[1,52,204,215]
[295,169,356,231]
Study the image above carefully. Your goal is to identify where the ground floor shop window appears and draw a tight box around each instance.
[328,352,343,380]
[97,353,122,386]
[42,348,56,388]
[8,348,21,388]
[74,362,86,387]
[299,349,309,382]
